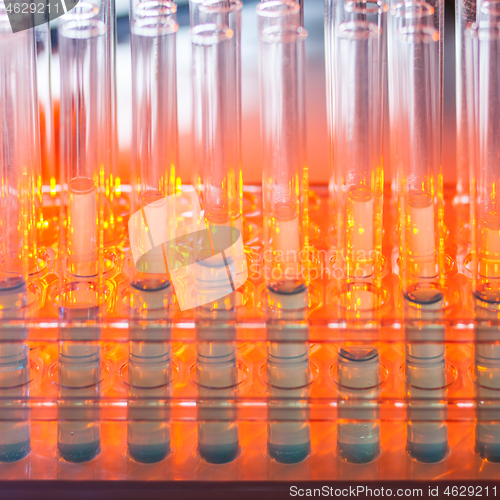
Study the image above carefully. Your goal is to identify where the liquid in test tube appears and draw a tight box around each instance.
[57,3,109,462]
[337,346,380,464]
[474,328,500,462]
[257,0,308,294]
[128,339,171,463]
[58,339,101,462]
[196,323,239,464]
[266,287,310,464]
[405,342,447,463]
[404,286,447,462]
[0,3,41,462]
[328,0,385,286]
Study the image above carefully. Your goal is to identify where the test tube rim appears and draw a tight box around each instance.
[345,0,385,15]
[58,17,107,39]
[390,0,434,20]
[191,22,233,44]
[61,1,100,22]
[256,0,300,19]
[131,12,179,35]
[199,0,242,15]
[132,0,178,17]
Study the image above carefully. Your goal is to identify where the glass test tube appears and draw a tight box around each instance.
[126,0,178,463]
[465,20,500,461]
[35,21,59,249]
[258,0,308,294]
[266,288,310,464]
[57,6,108,462]
[86,0,120,244]
[329,0,385,288]
[130,0,178,287]
[190,6,242,464]
[455,0,476,205]
[191,10,242,234]
[59,5,108,281]
[388,0,444,296]
[470,22,500,302]
[337,346,380,463]
[0,7,40,461]
[35,19,57,193]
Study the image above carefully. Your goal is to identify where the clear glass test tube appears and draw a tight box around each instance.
[57,5,108,463]
[190,17,242,453]
[0,12,39,288]
[0,6,40,462]
[388,0,444,300]
[130,0,178,290]
[85,0,120,244]
[35,21,59,250]
[191,20,242,234]
[59,5,107,281]
[470,22,500,303]
[455,0,476,206]
[466,20,500,462]
[330,0,385,291]
[127,0,178,463]
[257,0,308,295]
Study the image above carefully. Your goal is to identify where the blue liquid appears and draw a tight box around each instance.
[198,441,239,464]
[268,440,311,464]
[407,440,447,463]
[338,441,379,464]
[128,442,170,464]
[58,440,101,463]
[476,440,500,462]
[0,440,30,462]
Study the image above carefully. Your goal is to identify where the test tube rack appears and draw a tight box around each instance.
[0,183,496,481]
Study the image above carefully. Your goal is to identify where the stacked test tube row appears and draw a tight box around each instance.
[1,337,500,469]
